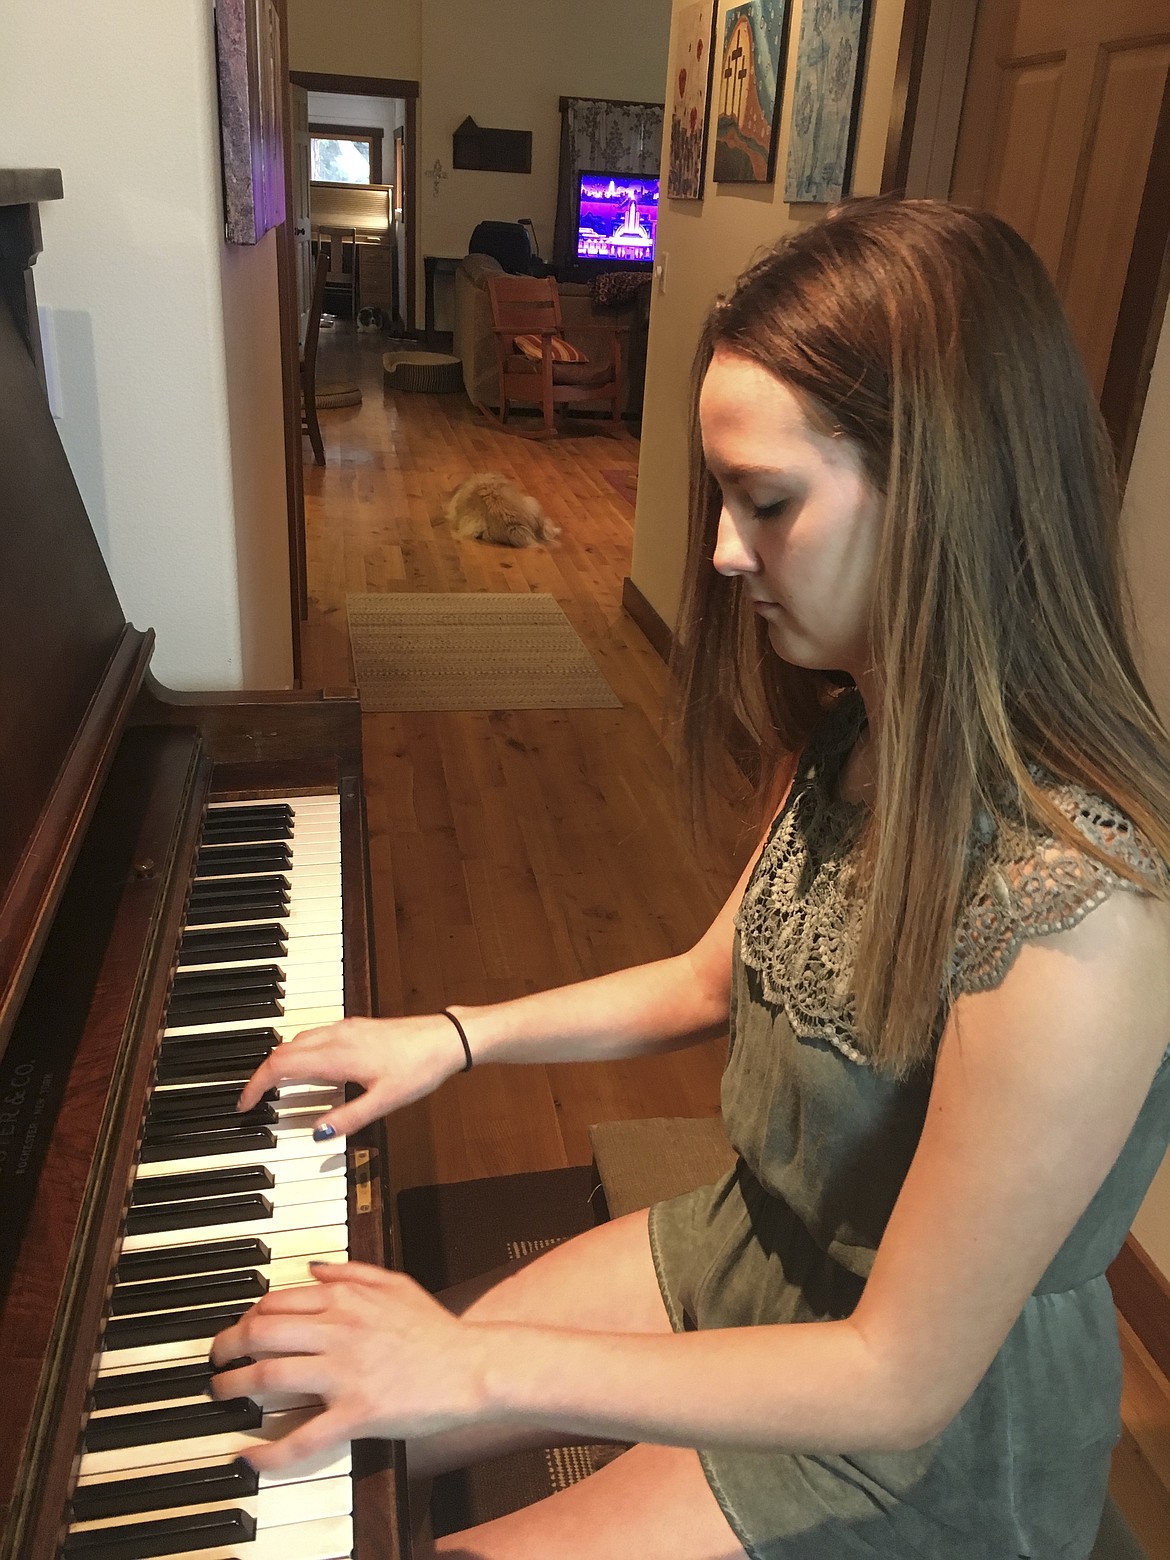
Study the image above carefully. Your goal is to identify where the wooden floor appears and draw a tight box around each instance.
[301,323,1170,1554]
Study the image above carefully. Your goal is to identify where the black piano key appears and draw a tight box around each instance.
[101,1304,255,1356]
[201,812,293,843]
[190,871,291,898]
[143,1105,277,1142]
[155,1041,278,1071]
[164,996,284,1026]
[207,802,294,822]
[125,1192,273,1234]
[130,1166,274,1206]
[160,1027,281,1052]
[91,1358,252,1412]
[145,1088,278,1124]
[206,803,294,823]
[195,842,293,876]
[171,966,286,995]
[153,1054,271,1086]
[70,1458,259,1523]
[178,926,288,964]
[138,1128,277,1164]
[116,1238,271,1283]
[185,898,293,917]
[63,1506,257,1558]
[111,1268,268,1316]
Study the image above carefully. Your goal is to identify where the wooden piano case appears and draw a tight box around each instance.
[0,172,407,1559]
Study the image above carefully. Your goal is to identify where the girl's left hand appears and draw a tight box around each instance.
[209,1261,492,1471]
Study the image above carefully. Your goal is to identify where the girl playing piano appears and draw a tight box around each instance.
[212,197,1170,1560]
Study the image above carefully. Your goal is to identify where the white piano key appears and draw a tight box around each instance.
[159,1513,353,1559]
[74,1445,351,1494]
[78,1407,338,1479]
[127,1172,345,1223]
[164,1005,345,1040]
[178,935,345,971]
[131,1137,346,1181]
[67,1472,352,1537]
[121,1196,348,1254]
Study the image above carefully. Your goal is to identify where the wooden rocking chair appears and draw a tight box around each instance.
[483,274,626,438]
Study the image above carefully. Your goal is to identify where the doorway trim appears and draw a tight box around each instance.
[290,70,419,331]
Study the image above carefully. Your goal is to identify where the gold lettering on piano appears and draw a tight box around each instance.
[354,1147,373,1213]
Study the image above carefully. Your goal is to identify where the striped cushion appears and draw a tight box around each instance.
[513,332,587,364]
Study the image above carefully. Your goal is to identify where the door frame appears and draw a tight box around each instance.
[882,0,1170,483]
[289,70,419,333]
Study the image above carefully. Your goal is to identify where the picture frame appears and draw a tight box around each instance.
[713,0,793,185]
[214,0,286,245]
[784,0,873,203]
[667,0,718,200]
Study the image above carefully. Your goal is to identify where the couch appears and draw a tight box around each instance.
[454,252,643,415]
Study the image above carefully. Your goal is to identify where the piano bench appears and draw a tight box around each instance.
[586,1115,1148,1560]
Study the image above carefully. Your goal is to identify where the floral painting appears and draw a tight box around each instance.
[713,0,792,184]
[785,0,871,202]
[667,0,718,199]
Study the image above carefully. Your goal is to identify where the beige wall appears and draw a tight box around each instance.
[287,0,420,78]
[1,0,292,690]
[1121,306,1170,1279]
[418,0,672,328]
[287,0,673,330]
[631,0,909,630]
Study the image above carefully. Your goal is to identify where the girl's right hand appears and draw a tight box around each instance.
[234,1013,471,1139]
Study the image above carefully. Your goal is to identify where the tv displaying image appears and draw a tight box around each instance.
[575,171,659,265]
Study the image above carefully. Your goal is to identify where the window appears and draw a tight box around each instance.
[309,123,383,184]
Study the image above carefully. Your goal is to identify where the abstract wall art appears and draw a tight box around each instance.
[713,0,793,184]
[784,0,872,203]
[667,0,718,200]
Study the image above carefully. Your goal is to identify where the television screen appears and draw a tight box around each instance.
[575,171,659,265]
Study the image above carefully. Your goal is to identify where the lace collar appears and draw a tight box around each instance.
[734,699,1161,1066]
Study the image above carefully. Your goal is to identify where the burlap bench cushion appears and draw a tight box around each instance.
[587,1114,735,1221]
[586,1114,1146,1560]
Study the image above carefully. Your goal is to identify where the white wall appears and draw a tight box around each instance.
[1,0,292,690]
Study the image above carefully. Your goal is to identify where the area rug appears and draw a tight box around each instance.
[346,592,622,712]
[397,1166,628,1535]
[602,467,638,508]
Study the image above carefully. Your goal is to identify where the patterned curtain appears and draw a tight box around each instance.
[554,98,664,265]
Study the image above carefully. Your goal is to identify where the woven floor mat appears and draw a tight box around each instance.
[397,1167,628,1535]
[346,592,622,711]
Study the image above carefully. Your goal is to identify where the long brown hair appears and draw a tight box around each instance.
[671,196,1170,1074]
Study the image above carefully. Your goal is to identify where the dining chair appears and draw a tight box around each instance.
[300,246,329,466]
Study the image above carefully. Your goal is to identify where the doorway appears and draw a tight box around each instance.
[289,71,420,336]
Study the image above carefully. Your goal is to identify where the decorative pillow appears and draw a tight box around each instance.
[512,332,587,364]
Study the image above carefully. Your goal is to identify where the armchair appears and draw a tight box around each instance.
[483,274,626,437]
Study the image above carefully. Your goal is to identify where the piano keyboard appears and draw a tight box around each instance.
[64,795,356,1560]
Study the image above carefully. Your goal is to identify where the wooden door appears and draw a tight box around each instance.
[290,83,312,343]
[951,0,1170,399]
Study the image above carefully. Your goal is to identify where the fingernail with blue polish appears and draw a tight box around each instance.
[312,1122,336,1142]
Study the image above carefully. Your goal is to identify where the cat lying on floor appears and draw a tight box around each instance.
[443,473,561,549]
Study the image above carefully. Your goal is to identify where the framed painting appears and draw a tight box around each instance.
[784,0,872,203]
[667,0,718,200]
[215,0,287,244]
[713,0,793,184]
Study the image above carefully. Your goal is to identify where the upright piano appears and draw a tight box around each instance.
[0,172,409,1560]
